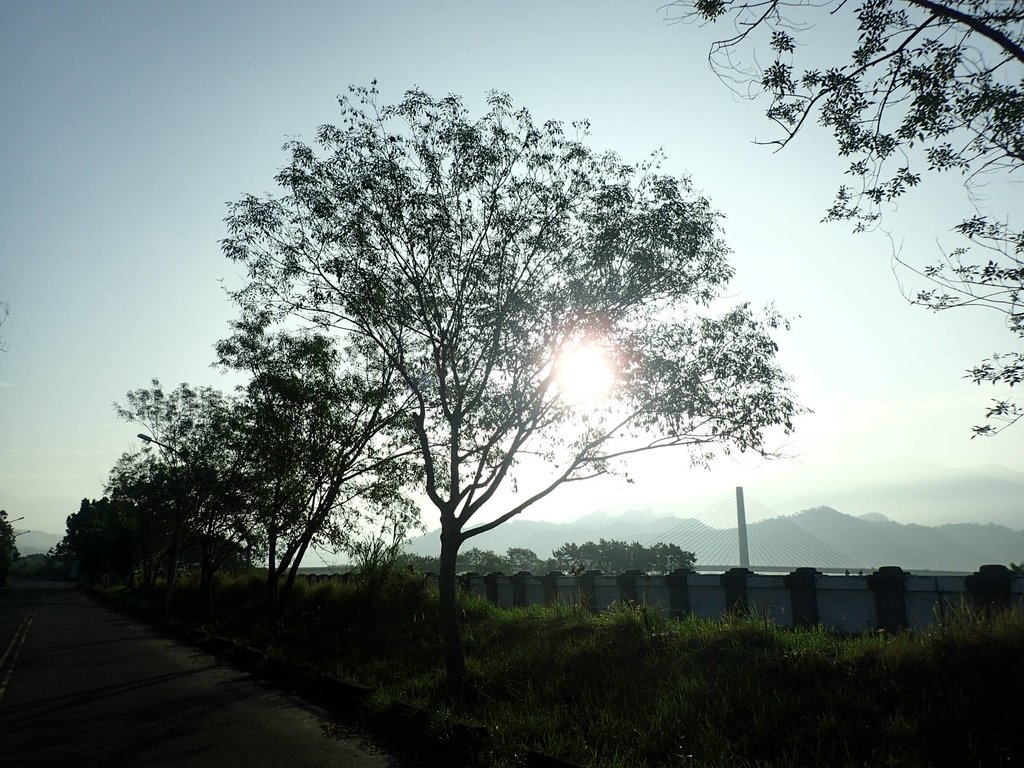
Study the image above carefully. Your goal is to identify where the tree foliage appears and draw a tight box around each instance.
[115,380,254,611]
[76,326,418,624]
[398,546,545,575]
[0,509,19,587]
[223,85,797,687]
[56,498,137,584]
[550,538,696,574]
[103,451,184,591]
[217,319,420,626]
[667,0,1024,433]
[401,540,696,575]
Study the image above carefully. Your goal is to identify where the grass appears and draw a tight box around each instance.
[102,572,1024,767]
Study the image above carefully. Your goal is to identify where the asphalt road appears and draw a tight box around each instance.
[0,581,403,767]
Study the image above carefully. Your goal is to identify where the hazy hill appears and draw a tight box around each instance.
[787,508,1024,572]
[13,530,62,557]
[767,461,1024,528]
[405,507,1024,573]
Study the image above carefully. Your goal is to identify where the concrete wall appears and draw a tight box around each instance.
[465,565,1024,634]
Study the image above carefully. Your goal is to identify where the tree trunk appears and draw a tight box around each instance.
[437,526,466,695]
[201,551,214,619]
[267,530,278,631]
[275,537,310,632]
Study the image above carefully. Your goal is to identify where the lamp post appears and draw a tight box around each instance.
[138,433,189,617]
[137,433,188,458]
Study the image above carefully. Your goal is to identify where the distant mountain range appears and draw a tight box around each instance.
[15,509,1022,573]
[13,530,62,557]
[405,506,1024,573]
[771,461,1024,529]
[8,459,1023,571]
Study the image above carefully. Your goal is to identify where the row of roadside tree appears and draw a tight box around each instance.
[55,319,422,628]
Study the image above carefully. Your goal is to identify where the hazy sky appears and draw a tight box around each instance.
[2,1,1022,540]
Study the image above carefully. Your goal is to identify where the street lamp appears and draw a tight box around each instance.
[138,432,189,616]
[138,433,188,459]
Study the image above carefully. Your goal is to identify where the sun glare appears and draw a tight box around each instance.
[556,344,615,404]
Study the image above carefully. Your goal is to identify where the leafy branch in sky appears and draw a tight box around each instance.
[666,0,1023,433]
[0,301,9,353]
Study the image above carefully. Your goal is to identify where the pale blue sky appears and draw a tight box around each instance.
[2,1,1021,539]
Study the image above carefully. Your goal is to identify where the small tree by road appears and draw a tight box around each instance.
[224,86,798,690]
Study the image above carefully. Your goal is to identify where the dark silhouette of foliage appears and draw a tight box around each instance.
[217,318,420,629]
[105,451,177,591]
[114,380,255,613]
[403,541,694,575]
[550,538,696,573]
[95,335,418,625]
[399,546,547,574]
[223,85,797,690]
[504,546,547,573]
[9,553,68,580]
[0,509,19,586]
[667,0,1024,433]
[456,547,509,575]
[56,498,137,584]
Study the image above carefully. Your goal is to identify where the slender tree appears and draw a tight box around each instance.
[224,86,797,690]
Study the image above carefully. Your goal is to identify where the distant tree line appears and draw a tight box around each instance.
[400,539,695,575]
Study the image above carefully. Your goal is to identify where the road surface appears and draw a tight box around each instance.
[0,581,402,767]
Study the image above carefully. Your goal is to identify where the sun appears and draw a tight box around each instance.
[555,343,615,404]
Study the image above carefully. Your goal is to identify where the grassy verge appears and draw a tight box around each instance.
[102,572,1024,767]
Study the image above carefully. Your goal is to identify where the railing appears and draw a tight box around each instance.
[461,565,1023,633]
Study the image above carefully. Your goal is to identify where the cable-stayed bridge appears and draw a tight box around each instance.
[646,488,865,574]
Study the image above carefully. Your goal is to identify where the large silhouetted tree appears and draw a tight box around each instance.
[667,0,1023,433]
[224,86,797,690]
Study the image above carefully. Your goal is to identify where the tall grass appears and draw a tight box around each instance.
[114,573,1024,767]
